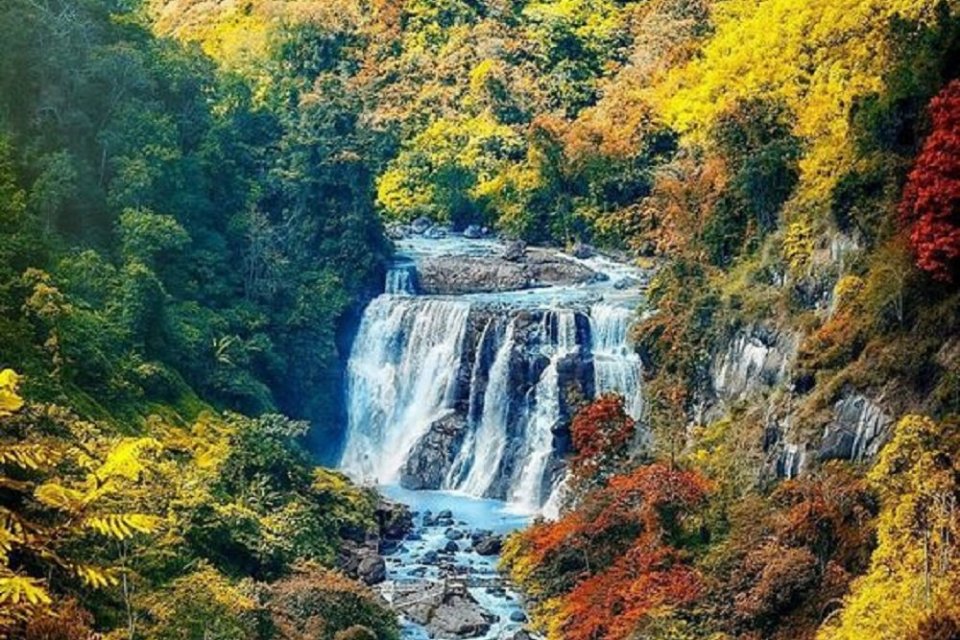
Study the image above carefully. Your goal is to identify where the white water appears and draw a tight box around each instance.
[508,310,579,513]
[340,297,470,483]
[590,303,644,420]
[341,236,647,514]
[457,320,517,496]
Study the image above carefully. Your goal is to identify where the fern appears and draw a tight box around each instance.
[71,563,120,588]
[0,444,60,470]
[0,575,51,605]
[83,513,160,540]
[95,437,162,482]
[34,483,86,512]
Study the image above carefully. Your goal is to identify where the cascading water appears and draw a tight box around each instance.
[341,236,647,514]
[340,296,470,483]
[456,319,517,497]
[508,310,579,512]
[590,303,644,420]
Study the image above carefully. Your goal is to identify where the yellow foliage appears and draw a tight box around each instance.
[783,220,814,274]
[0,575,52,606]
[655,0,959,210]
[819,415,960,639]
[82,513,161,540]
[0,369,23,417]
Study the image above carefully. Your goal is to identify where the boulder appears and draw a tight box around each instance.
[463,224,485,239]
[425,225,448,239]
[376,499,414,540]
[411,216,433,234]
[357,555,386,586]
[509,611,528,623]
[400,413,469,490]
[393,581,497,638]
[445,528,466,541]
[502,240,526,262]
[473,534,502,556]
[442,540,460,554]
[571,241,595,259]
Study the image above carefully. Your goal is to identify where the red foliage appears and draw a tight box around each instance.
[900,79,960,281]
[570,394,636,486]
[562,543,702,640]
[510,464,709,639]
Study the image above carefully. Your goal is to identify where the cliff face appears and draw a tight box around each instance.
[339,233,646,512]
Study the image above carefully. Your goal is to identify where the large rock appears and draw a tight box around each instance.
[337,542,386,586]
[376,499,414,540]
[400,413,469,490]
[473,534,502,556]
[411,216,433,234]
[416,249,599,295]
[463,224,485,239]
[357,555,386,586]
[712,325,797,402]
[393,581,497,638]
[819,391,893,462]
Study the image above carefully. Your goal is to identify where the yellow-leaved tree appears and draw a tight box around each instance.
[818,414,960,639]
[654,0,957,211]
[0,369,163,634]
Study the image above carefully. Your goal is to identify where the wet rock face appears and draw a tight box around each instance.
[819,392,893,462]
[712,325,796,403]
[416,249,600,295]
[399,306,595,502]
[400,414,469,490]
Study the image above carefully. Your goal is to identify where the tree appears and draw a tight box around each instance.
[569,394,636,492]
[819,415,960,640]
[503,463,708,639]
[900,79,960,282]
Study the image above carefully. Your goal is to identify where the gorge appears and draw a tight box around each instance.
[338,229,648,638]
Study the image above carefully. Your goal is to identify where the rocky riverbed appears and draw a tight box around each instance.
[376,487,534,640]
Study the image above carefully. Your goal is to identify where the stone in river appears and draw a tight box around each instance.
[393,581,497,638]
[357,555,386,585]
[463,224,484,239]
[411,216,432,234]
[442,540,460,554]
[473,534,503,556]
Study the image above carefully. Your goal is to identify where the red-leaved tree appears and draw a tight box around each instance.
[503,463,709,640]
[900,79,960,282]
[570,394,636,491]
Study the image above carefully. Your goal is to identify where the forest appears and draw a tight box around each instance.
[1,0,959,639]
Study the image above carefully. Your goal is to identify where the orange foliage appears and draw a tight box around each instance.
[561,542,701,640]
[505,463,709,639]
[570,394,636,488]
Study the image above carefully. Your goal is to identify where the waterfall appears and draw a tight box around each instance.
[590,304,643,419]
[508,310,579,512]
[340,296,470,483]
[456,320,517,497]
[385,263,417,295]
[340,240,647,514]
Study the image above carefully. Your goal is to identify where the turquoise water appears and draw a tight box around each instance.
[379,486,532,639]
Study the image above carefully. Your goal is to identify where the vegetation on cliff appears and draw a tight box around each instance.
[2,0,960,638]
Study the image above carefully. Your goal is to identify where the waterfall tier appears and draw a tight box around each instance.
[340,237,646,514]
